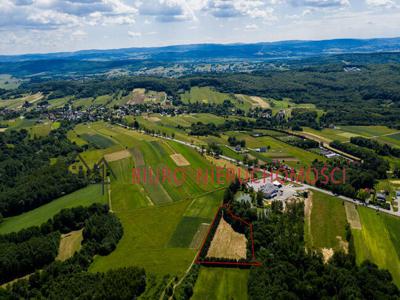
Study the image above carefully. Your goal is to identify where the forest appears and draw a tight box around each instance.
[0,127,87,217]
[0,203,147,299]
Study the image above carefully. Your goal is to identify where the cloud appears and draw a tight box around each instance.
[245,24,259,30]
[203,0,276,20]
[289,0,349,7]
[0,0,137,30]
[366,0,396,7]
[137,0,197,22]
[128,31,142,37]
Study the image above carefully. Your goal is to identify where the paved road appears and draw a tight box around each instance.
[115,123,400,218]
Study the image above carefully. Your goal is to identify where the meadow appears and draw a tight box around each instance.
[303,126,400,144]
[305,191,347,251]
[352,207,400,286]
[84,123,225,282]
[0,184,107,234]
[191,267,249,300]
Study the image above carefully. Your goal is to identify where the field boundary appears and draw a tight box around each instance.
[195,204,261,267]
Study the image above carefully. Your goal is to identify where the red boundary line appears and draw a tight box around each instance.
[195,204,262,267]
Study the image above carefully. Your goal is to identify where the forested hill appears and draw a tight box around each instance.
[0,38,400,78]
[1,37,400,63]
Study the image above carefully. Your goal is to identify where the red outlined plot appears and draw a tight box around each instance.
[195,204,262,267]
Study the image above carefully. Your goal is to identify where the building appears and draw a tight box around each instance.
[260,183,279,199]
[272,180,283,188]
[396,190,400,199]
[376,192,387,202]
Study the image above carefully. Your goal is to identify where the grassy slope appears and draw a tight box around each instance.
[352,207,400,286]
[306,191,347,250]
[192,267,249,300]
[90,200,196,276]
[0,184,107,234]
[87,123,224,277]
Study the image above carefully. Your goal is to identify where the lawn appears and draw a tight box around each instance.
[192,267,249,300]
[306,190,347,250]
[352,207,400,286]
[0,184,107,234]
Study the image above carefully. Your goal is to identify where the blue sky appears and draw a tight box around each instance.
[0,0,399,55]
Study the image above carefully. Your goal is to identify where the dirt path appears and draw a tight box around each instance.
[304,191,313,245]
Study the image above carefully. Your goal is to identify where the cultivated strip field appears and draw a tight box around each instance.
[171,153,190,166]
[190,223,210,249]
[104,150,131,162]
[206,217,247,260]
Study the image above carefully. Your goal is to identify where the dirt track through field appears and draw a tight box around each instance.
[304,191,313,246]
[345,202,362,229]
[206,217,247,260]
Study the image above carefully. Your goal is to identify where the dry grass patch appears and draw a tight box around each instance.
[104,150,131,162]
[170,153,190,166]
[56,229,83,261]
[0,128,7,133]
[127,88,146,105]
[345,202,362,230]
[206,217,247,260]
[250,96,270,109]
[190,223,210,249]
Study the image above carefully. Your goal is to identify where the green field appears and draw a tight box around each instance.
[305,191,347,250]
[303,126,400,144]
[168,216,209,248]
[352,207,400,286]
[0,184,107,234]
[225,131,324,168]
[85,123,224,280]
[181,87,252,111]
[192,267,249,300]
[80,133,115,149]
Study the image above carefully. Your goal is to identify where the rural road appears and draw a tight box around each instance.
[114,123,400,218]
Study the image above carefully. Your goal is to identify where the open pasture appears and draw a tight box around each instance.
[168,216,210,248]
[82,122,225,280]
[0,184,107,234]
[352,207,400,286]
[80,133,115,149]
[192,267,249,300]
[90,200,197,276]
[305,191,347,252]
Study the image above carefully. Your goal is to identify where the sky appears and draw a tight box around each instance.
[0,0,399,55]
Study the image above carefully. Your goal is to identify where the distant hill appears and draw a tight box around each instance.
[1,37,400,78]
[1,37,400,63]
